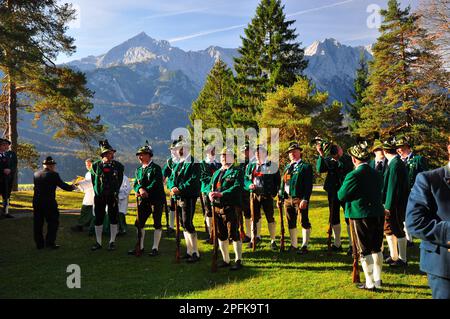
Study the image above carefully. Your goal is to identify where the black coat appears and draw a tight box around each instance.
[33,169,75,207]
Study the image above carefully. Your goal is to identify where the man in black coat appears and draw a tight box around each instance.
[0,138,17,219]
[33,157,76,249]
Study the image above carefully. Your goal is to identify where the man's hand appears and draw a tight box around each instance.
[3,169,11,175]
[299,200,308,210]
[316,144,324,156]
[337,145,343,158]
[139,188,148,198]
[171,187,180,196]
[249,184,256,190]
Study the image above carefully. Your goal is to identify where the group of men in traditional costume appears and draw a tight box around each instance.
[27,132,441,291]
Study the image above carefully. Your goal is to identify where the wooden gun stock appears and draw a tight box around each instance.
[349,219,360,283]
[135,196,142,257]
[277,198,285,252]
[211,206,218,272]
[250,193,257,252]
[174,199,181,263]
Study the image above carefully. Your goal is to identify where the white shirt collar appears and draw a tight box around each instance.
[142,160,153,168]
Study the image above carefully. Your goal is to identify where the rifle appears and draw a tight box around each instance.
[327,220,333,256]
[199,194,210,240]
[164,199,170,232]
[174,199,181,263]
[250,192,257,252]
[237,207,246,241]
[135,195,143,257]
[276,196,285,252]
[211,205,218,272]
[349,219,360,283]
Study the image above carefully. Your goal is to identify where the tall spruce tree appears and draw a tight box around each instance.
[259,77,348,166]
[189,59,235,135]
[356,0,449,167]
[232,0,307,129]
[347,52,369,132]
[0,0,104,187]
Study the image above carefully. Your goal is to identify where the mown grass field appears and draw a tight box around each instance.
[0,188,430,299]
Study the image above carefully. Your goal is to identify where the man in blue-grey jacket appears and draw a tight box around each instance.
[406,137,450,299]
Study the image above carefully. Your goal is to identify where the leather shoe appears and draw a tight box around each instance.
[242,236,251,243]
[297,246,309,255]
[230,259,243,271]
[389,259,407,268]
[218,261,230,268]
[270,241,278,251]
[357,283,377,291]
[91,243,102,251]
[148,248,159,257]
[331,245,343,252]
[186,252,200,263]
[47,244,60,250]
[107,242,116,251]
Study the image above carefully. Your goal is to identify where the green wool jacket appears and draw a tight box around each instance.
[244,161,280,197]
[337,163,384,219]
[383,156,409,212]
[167,156,201,198]
[133,161,166,203]
[200,159,221,194]
[90,160,124,196]
[316,154,353,193]
[404,154,428,190]
[279,161,313,201]
[209,165,244,207]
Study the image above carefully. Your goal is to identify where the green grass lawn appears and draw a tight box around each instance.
[0,189,430,299]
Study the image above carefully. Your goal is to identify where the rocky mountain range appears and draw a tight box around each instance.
[15,32,372,182]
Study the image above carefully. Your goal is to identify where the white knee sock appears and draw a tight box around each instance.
[268,222,276,242]
[372,252,383,286]
[403,222,412,242]
[95,225,103,245]
[206,217,212,236]
[360,254,375,288]
[219,240,230,263]
[191,232,199,257]
[110,224,118,243]
[4,199,9,215]
[302,228,311,247]
[152,229,162,250]
[169,210,175,229]
[332,224,342,247]
[398,237,407,262]
[245,218,251,237]
[139,228,145,250]
[233,240,243,262]
[257,220,262,238]
[183,231,192,255]
[289,228,298,248]
[346,223,352,247]
[386,235,398,261]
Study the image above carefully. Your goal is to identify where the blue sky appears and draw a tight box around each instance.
[57,0,419,63]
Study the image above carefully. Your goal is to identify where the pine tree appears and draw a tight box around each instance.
[0,0,104,187]
[347,52,369,132]
[259,77,348,166]
[189,59,235,135]
[232,0,308,128]
[356,0,449,167]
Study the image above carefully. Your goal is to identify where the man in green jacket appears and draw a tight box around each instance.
[279,142,314,254]
[244,144,281,250]
[162,138,181,235]
[200,143,221,243]
[167,138,201,263]
[128,141,166,257]
[382,137,409,267]
[337,141,385,291]
[90,140,124,251]
[369,139,388,176]
[396,134,428,247]
[209,147,244,270]
[316,138,353,253]
[237,142,255,243]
